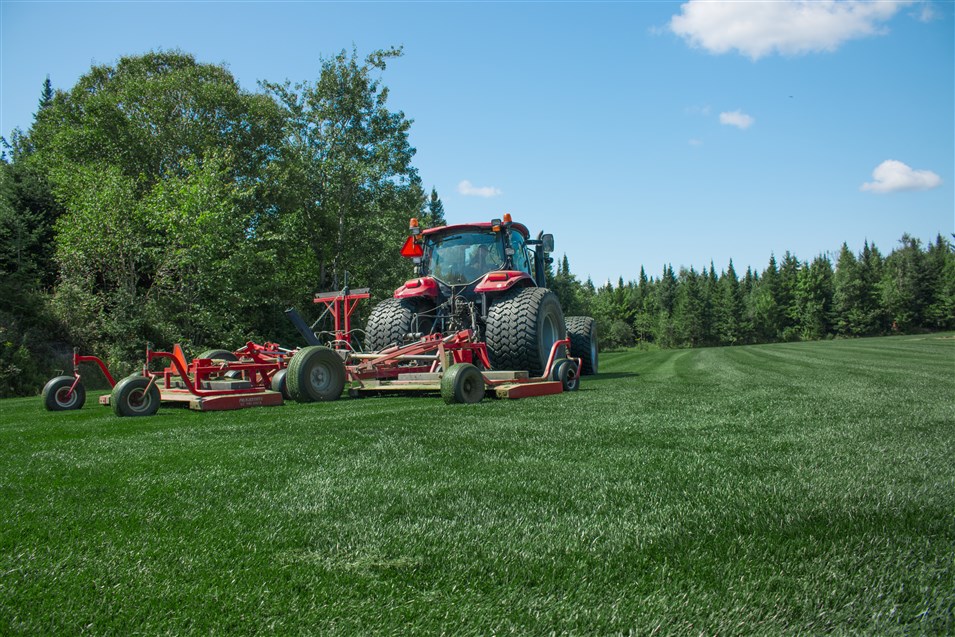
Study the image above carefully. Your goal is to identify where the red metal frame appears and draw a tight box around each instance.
[313,289,370,346]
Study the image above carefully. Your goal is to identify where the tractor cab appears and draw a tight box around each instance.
[399,214,552,295]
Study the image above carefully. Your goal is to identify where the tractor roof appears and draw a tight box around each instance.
[422,222,530,240]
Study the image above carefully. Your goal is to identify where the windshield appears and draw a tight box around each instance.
[427,231,506,284]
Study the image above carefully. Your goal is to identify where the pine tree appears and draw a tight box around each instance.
[924,234,955,330]
[38,76,54,112]
[833,243,862,336]
[796,255,834,340]
[751,254,782,342]
[716,260,743,345]
[880,235,929,331]
[422,186,446,228]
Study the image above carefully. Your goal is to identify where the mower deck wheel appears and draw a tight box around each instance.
[441,363,485,404]
[111,375,161,417]
[270,368,290,399]
[286,346,345,403]
[42,375,86,411]
[551,358,580,392]
[197,349,238,362]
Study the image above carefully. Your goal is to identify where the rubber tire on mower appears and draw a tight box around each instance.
[564,316,599,376]
[550,358,580,392]
[111,375,161,417]
[365,298,432,352]
[269,368,290,399]
[485,287,566,376]
[441,363,485,405]
[286,346,346,403]
[42,376,86,411]
[197,349,238,362]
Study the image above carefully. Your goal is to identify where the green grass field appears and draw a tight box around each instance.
[1,334,953,634]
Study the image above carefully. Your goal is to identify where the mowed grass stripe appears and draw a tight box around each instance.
[1,334,953,634]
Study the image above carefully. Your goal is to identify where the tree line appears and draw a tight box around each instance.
[1,49,952,397]
[549,235,955,351]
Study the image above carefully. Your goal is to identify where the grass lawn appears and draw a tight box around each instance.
[1,334,953,634]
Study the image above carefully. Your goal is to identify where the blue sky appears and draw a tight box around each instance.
[2,1,952,285]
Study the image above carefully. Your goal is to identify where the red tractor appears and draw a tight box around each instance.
[364,214,598,376]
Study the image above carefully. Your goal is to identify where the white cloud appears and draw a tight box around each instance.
[669,0,913,60]
[457,180,502,198]
[719,110,754,130]
[861,159,942,193]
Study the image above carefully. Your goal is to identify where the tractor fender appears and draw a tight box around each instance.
[474,271,534,294]
[395,276,440,300]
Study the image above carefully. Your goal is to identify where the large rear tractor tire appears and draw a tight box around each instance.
[441,363,485,404]
[364,298,432,353]
[42,376,86,411]
[286,346,346,403]
[111,375,161,417]
[564,316,599,376]
[485,287,566,376]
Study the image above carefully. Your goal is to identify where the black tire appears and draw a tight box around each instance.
[365,298,432,352]
[270,368,290,399]
[111,375,161,417]
[42,376,86,411]
[485,287,566,376]
[441,363,485,404]
[286,346,345,403]
[551,358,580,392]
[198,349,238,362]
[565,316,599,375]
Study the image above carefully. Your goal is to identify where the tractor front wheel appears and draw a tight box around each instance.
[111,375,161,417]
[441,363,485,404]
[365,298,432,352]
[485,287,566,376]
[565,316,598,375]
[286,346,345,403]
[42,376,86,411]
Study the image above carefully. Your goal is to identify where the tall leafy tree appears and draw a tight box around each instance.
[262,47,421,296]
[31,51,286,363]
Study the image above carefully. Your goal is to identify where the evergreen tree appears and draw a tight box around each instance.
[880,235,929,331]
[655,265,678,347]
[674,267,706,347]
[750,254,782,342]
[833,243,863,336]
[38,76,54,112]
[715,260,744,345]
[777,252,802,340]
[796,255,834,340]
[422,186,446,228]
[924,234,955,330]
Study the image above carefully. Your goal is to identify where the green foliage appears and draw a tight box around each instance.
[261,47,420,299]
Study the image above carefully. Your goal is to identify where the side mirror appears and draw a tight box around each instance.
[540,234,555,253]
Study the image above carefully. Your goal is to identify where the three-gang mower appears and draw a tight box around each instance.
[42,216,599,416]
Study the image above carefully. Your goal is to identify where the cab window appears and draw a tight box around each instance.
[509,232,531,275]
